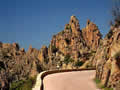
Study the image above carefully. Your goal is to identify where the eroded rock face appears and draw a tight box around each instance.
[50,16,87,61]
[82,20,102,50]
[47,16,102,70]
[94,26,120,89]
[38,45,48,63]
[0,70,9,89]
[12,43,20,50]
[0,16,104,89]
[69,16,81,35]
[50,16,102,62]
[0,43,43,89]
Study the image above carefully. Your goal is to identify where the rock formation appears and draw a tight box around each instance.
[2,15,118,90]
[82,19,102,50]
[40,16,102,70]
[38,45,48,63]
[0,43,43,89]
[69,16,81,35]
[50,16,86,59]
[94,24,120,89]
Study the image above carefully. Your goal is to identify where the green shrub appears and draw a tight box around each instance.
[75,61,84,67]
[104,87,113,90]
[51,45,58,53]
[0,61,5,71]
[65,38,71,44]
[10,80,24,90]
[66,25,71,29]
[106,30,113,39]
[61,31,65,35]
[86,63,93,69]
[94,78,113,90]
[94,78,101,84]
[94,78,105,89]
[64,55,74,65]
[91,50,96,53]
[10,77,36,90]
[93,29,97,32]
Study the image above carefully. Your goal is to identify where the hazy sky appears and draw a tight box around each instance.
[0,0,113,50]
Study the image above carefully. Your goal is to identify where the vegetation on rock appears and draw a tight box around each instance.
[65,24,71,30]
[65,38,71,44]
[94,78,113,90]
[74,61,84,67]
[10,77,36,90]
[106,30,113,39]
[51,45,58,53]
[63,55,74,65]
[1,11,120,89]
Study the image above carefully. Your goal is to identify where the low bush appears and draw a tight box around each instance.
[65,38,71,44]
[61,31,65,35]
[66,25,71,29]
[10,77,36,90]
[106,30,113,39]
[104,87,113,90]
[94,78,104,89]
[51,45,58,53]
[0,61,5,71]
[94,78,101,84]
[64,55,74,65]
[91,50,96,53]
[94,78,113,90]
[74,61,84,67]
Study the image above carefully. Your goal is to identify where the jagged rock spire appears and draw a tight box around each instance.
[69,16,80,34]
[86,19,91,26]
[82,19,102,50]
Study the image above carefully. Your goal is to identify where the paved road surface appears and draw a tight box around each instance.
[43,70,99,90]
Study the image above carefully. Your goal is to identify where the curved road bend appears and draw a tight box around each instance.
[43,70,99,90]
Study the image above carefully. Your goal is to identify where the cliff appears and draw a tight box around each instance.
[82,19,102,50]
[93,24,120,89]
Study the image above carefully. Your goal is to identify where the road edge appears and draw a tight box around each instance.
[32,68,95,90]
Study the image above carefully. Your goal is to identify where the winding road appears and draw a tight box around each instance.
[43,70,99,90]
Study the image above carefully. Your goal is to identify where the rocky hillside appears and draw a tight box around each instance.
[0,16,102,89]
[39,16,102,70]
[82,19,102,50]
[93,23,120,89]
[2,15,120,90]
[35,15,120,90]
[0,43,44,89]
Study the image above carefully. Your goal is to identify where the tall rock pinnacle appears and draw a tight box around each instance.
[82,19,102,50]
[69,16,81,35]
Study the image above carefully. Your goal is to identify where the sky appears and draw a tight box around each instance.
[0,0,113,50]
